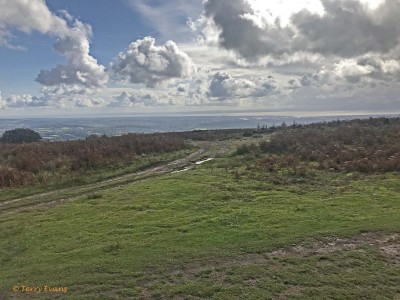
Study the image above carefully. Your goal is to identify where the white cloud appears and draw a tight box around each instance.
[0,86,106,109]
[109,90,180,107]
[248,0,324,26]
[39,84,105,108]
[0,0,70,48]
[41,84,93,98]
[109,91,158,107]
[0,91,5,108]
[4,94,48,108]
[75,97,105,108]
[292,55,400,88]
[0,0,108,96]
[35,16,108,89]
[333,59,376,83]
[111,37,196,87]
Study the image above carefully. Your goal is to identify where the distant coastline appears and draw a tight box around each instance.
[1,114,399,141]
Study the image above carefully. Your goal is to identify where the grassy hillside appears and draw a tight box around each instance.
[0,119,399,299]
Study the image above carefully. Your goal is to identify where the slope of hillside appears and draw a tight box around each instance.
[0,119,399,299]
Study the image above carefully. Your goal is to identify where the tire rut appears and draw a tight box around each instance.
[0,148,210,215]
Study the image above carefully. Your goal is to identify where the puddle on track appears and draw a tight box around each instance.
[195,158,214,165]
[171,158,214,174]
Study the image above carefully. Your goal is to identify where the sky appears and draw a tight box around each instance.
[0,0,400,117]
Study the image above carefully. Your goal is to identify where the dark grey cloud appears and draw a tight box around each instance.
[292,0,400,57]
[177,85,187,93]
[111,37,195,87]
[203,0,293,60]
[199,0,400,60]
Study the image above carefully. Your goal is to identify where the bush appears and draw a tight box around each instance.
[243,131,253,137]
[0,128,42,144]
[256,117,400,173]
[236,143,258,155]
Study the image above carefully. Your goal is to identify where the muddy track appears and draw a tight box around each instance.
[152,232,400,282]
[0,147,211,215]
[136,232,399,299]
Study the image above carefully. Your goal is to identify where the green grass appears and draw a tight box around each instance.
[0,153,399,299]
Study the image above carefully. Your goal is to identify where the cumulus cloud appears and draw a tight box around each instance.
[109,92,158,107]
[108,72,281,107]
[35,15,108,89]
[290,54,400,89]
[196,0,400,61]
[291,0,400,57]
[40,84,105,108]
[0,0,107,95]
[336,56,400,82]
[208,72,279,99]
[0,86,105,109]
[0,0,69,48]
[111,37,195,87]
[108,73,216,108]
[108,90,181,107]
[41,84,93,98]
[200,0,294,60]
[2,0,400,113]
[3,94,48,108]
[190,0,400,111]
[75,97,105,108]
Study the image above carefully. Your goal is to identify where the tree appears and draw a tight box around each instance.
[0,128,42,143]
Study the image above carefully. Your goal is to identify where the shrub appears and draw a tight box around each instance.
[0,128,42,143]
[257,117,400,173]
[243,131,253,137]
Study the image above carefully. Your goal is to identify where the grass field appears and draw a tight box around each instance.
[1,135,399,299]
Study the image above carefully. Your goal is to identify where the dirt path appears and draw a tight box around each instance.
[152,232,399,287]
[170,232,399,275]
[0,147,212,215]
